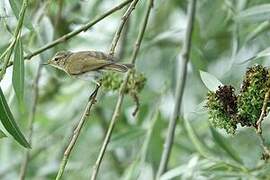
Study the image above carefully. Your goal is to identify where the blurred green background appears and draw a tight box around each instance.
[1,0,270,179]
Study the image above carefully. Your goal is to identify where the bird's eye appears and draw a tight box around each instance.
[54,57,59,61]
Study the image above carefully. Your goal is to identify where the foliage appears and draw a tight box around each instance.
[1,0,270,179]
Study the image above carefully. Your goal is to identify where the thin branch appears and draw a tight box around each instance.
[156,0,197,177]
[257,132,270,159]
[256,88,270,134]
[90,0,154,179]
[95,107,124,174]
[0,0,28,81]
[19,64,42,180]
[55,84,101,180]
[109,0,140,58]
[116,15,130,60]
[1,0,132,70]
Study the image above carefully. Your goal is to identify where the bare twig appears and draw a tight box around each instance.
[0,0,132,70]
[55,84,101,180]
[256,88,270,134]
[156,0,197,177]
[257,132,270,159]
[109,0,140,58]
[116,16,130,60]
[0,0,28,81]
[19,64,42,180]
[90,0,154,179]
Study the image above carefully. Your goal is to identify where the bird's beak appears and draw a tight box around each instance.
[42,61,50,65]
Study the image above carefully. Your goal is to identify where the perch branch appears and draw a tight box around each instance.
[90,0,154,179]
[157,0,197,177]
[19,64,42,180]
[55,84,101,180]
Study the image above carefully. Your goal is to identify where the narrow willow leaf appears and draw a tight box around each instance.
[236,4,270,23]
[12,38,24,108]
[245,21,270,43]
[9,0,20,19]
[9,0,34,30]
[0,87,30,148]
[0,129,7,138]
[237,47,270,65]
[200,71,223,91]
[210,126,243,164]
[184,118,211,158]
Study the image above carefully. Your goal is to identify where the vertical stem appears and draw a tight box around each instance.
[90,0,154,179]
[156,0,197,177]
[19,64,42,180]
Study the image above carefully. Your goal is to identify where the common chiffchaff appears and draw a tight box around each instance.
[47,50,133,84]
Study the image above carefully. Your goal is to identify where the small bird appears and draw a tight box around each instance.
[47,50,133,85]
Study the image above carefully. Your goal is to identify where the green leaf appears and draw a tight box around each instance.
[9,0,34,30]
[200,71,223,91]
[0,129,7,138]
[236,4,270,23]
[183,118,211,158]
[9,0,21,19]
[238,47,270,65]
[245,21,270,43]
[210,126,243,164]
[12,38,24,108]
[0,87,30,148]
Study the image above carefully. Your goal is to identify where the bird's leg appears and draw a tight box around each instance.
[89,79,102,101]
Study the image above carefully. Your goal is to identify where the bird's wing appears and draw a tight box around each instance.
[65,51,113,75]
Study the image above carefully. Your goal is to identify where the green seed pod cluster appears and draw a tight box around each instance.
[101,70,146,116]
[206,85,238,134]
[101,70,147,94]
[101,72,123,91]
[125,70,147,95]
[237,65,270,126]
[206,65,270,134]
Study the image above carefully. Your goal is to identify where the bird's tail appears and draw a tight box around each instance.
[104,63,134,72]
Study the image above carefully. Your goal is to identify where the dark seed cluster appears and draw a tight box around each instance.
[206,85,238,134]
[206,65,270,134]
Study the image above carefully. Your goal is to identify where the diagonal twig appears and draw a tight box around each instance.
[90,0,154,179]
[157,0,197,177]
[109,0,140,58]
[55,84,101,180]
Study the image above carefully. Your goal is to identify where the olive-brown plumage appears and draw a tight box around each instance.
[48,50,133,83]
